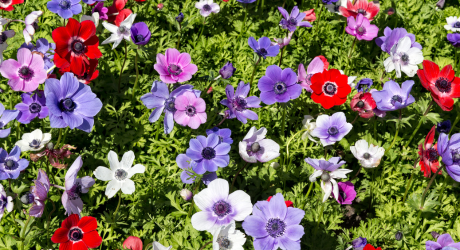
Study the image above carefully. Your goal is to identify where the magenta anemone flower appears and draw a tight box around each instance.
[62,156,95,215]
[174,91,207,129]
[15,91,49,124]
[0,48,47,92]
[345,13,378,41]
[333,181,356,205]
[29,169,50,217]
[298,57,325,92]
[220,81,261,124]
[154,48,198,84]
[0,146,29,180]
[186,134,231,173]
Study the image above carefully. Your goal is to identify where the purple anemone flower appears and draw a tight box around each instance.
[44,72,103,133]
[176,154,219,185]
[0,103,19,138]
[239,127,280,163]
[237,0,256,2]
[345,13,379,41]
[20,38,56,71]
[82,0,104,5]
[447,33,460,48]
[258,65,302,105]
[15,91,49,124]
[437,120,452,134]
[0,184,13,221]
[206,127,233,145]
[47,0,82,19]
[220,81,261,124]
[352,237,367,250]
[219,61,236,79]
[242,193,305,250]
[92,2,108,20]
[333,181,356,205]
[185,134,231,173]
[426,233,460,250]
[278,6,312,32]
[175,12,184,23]
[248,37,280,59]
[375,27,423,54]
[131,22,151,46]
[62,156,95,215]
[356,78,373,92]
[322,0,339,3]
[371,80,415,111]
[437,133,460,182]
[201,172,217,185]
[140,81,200,134]
[310,112,352,146]
[0,146,29,180]
[29,169,50,217]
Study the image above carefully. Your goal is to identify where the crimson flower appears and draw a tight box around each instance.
[418,125,441,178]
[339,0,380,21]
[267,195,293,207]
[363,244,382,250]
[417,60,460,111]
[30,143,75,169]
[51,214,102,250]
[310,69,351,109]
[350,92,376,118]
[107,0,133,26]
[0,0,23,11]
[52,18,102,76]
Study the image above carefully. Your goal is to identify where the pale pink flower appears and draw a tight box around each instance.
[174,92,206,129]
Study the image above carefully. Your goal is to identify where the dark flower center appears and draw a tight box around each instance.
[29,103,41,113]
[201,147,216,160]
[231,96,247,111]
[164,97,176,112]
[391,95,402,105]
[287,18,297,27]
[0,33,7,44]
[339,190,347,200]
[357,8,367,15]
[251,142,260,152]
[401,53,409,63]
[114,169,128,181]
[18,66,34,81]
[435,77,452,93]
[357,26,366,35]
[257,48,268,57]
[327,126,339,136]
[321,171,330,182]
[5,160,17,170]
[59,0,71,9]
[356,101,364,108]
[266,218,286,238]
[452,152,460,163]
[20,192,34,204]
[395,231,403,241]
[212,200,231,218]
[32,22,39,31]
[68,228,83,241]
[167,64,182,76]
[454,22,460,28]
[363,152,371,159]
[185,105,196,117]
[60,98,76,112]
[334,5,340,11]
[0,196,5,209]
[69,183,82,200]
[217,237,231,249]
[203,4,211,11]
[135,34,145,43]
[71,40,86,55]
[29,139,41,149]
[274,82,287,95]
[323,82,337,96]
[426,148,438,162]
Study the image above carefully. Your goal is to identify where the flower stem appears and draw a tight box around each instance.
[404,100,433,148]
[340,22,347,57]
[450,110,460,136]
[436,175,449,209]
[10,210,20,236]
[132,47,140,101]
[55,128,62,149]
[241,5,248,36]
[314,5,323,37]
[369,168,375,209]
[118,40,128,93]
[50,183,65,190]
[230,162,249,192]
[348,37,357,58]
[176,23,182,49]
[315,201,325,233]
[351,114,359,124]
[302,182,314,210]
[20,215,31,250]
[249,57,261,86]
[199,241,212,250]
[402,169,416,203]
[198,17,207,41]
[278,46,286,67]
[385,110,402,155]
[373,116,377,140]
[281,103,287,138]
[113,193,122,220]
[46,200,56,249]
[187,181,201,218]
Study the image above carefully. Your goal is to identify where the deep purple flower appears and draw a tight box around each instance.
[206,127,233,144]
[92,2,108,20]
[278,6,312,32]
[47,0,82,19]
[352,237,367,250]
[425,233,460,250]
[356,78,373,92]
[375,27,423,54]
[437,120,452,134]
[29,169,50,217]
[219,61,236,79]
[175,12,184,22]
[242,193,305,250]
[0,103,19,138]
[0,146,29,180]
[371,80,415,111]
[333,181,356,205]
[436,0,445,8]
[62,156,95,215]
[82,0,103,5]
[447,33,460,47]
[186,134,231,173]
[248,37,279,59]
[15,91,49,124]
[20,38,56,71]
[176,154,219,185]
[131,22,151,46]
[346,13,378,41]
[311,112,352,146]
[44,72,103,133]
[201,172,217,185]
[237,0,256,2]
[322,0,339,4]
[220,81,261,124]
[140,81,200,134]
[258,65,302,105]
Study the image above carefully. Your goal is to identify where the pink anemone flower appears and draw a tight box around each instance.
[298,56,326,92]
[334,181,356,205]
[154,48,198,84]
[174,91,207,129]
[345,13,379,41]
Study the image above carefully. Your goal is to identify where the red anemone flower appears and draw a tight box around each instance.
[107,0,133,26]
[350,92,376,118]
[418,125,441,178]
[76,59,99,84]
[0,0,24,11]
[310,69,351,109]
[417,60,460,111]
[122,236,143,250]
[52,18,102,76]
[267,196,293,207]
[339,0,380,21]
[363,244,382,250]
[51,214,102,250]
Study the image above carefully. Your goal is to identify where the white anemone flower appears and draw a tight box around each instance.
[81,12,100,27]
[444,16,460,32]
[15,129,51,152]
[384,36,423,78]
[325,0,347,15]
[101,13,136,49]
[153,242,172,250]
[195,0,220,17]
[0,184,13,221]
[23,11,42,44]
[94,150,145,198]
[301,115,317,142]
[350,139,385,168]
[211,221,246,250]
[238,127,280,163]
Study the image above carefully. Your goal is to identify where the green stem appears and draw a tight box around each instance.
[10,210,20,235]
[118,40,128,93]
[113,193,122,220]
[241,5,247,36]
[20,215,31,250]
[46,200,56,249]
[404,100,433,148]
[314,5,323,37]
[16,121,20,140]
[278,46,286,67]
[198,17,207,41]
[450,111,460,136]
[437,175,449,209]
[176,23,182,49]
[249,57,261,86]
[199,241,212,250]
[281,103,287,138]
[230,162,249,191]
[187,182,201,218]
[348,37,357,58]
[402,171,414,203]
[369,169,375,209]
[450,200,460,228]
[315,201,325,233]
[55,128,62,149]
[132,47,140,100]
[302,182,314,210]
[385,110,402,155]
[373,116,377,140]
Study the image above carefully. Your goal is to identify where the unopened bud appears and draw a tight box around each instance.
[180,189,193,201]
[46,142,54,150]
[157,3,164,10]
[270,162,280,169]
[395,231,403,241]
[386,7,395,15]
[431,231,440,240]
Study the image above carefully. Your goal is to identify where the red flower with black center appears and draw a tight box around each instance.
[350,92,376,118]
[310,69,351,109]
[418,125,441,178]
[51,214,102,250]
[339,0,380,21]
[417,60,460,111]
[52,18,102,76]
[363,244,382,250]
[107,0,133,26]
[267,196,293,207]
[0,0,23,11]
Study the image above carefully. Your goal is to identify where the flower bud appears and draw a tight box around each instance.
[270,162,280,169]
[180,189,193,201]
[176,12,184,23]
[386,7,395,15]
[157,3,164,10]
[352,237,367,249]
[219,62,236,79]
[395,231,403,241]
[46,142,54,150]
[431,231,440,240]
[436,0,445,9]
[437,120,451,134]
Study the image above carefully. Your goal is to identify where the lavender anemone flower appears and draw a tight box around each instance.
[310,112,352,146]
[15,91,48,124]
[278,6,312,32]
[437,120,451,134]
[371,80,415,111]
[62,156,95,215]
[47,0,82,19]
[186,134,231,173]
[44,72,103,133]
[437,133,460,182]
[375,27,422,54]
[426,233,460,250]
[29,169,50,217]
[345,13,378,41]
[0,184,13,221]
[248,37,279,59]
[82,0,103,5]
[239,127,280,163]
[220,81,261,124]
[298,57,325,92]
[219,62,236,79]
[0,146,29,180]
[237,0,256,3]
[131,22,151,46]
[242,193,305,250]
[447,33,460,48]
[352,237,367,250]
[258,65,302,105]
[355,78,373,92]
[206,127,233,144]
[271,31,294,49]
[176,153,218,185]
[333,181,356,205]
[92,2,108,20]
[0,103,19,138]
[20,38,56,71]
[141,81,200,134]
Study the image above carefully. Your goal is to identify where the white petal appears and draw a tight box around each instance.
[15,140,31,152]
[227,190,253,221]
[105,180,121,198]
[395,37,411,54]
[6,196,13,212]
[42,132,52,144]
[81,15,94,23]
[120,178,135,194]
[239,141,256,163]
[330,179,339,202]
[121,13,136,28]
[384,57,395,73]
[194,187,215,211]
[401,64,418,77]
[321,181,332,202]
[127,164,145,178]
[191,211,216,231]
[407,48,424,65]
[94,166,113,181]
[309,170,322,182]
[121,150,135,169]
[152,242,170,250]
[208,179,229,201]
[102,22,118,34]
[330,169,353,179]
[30,129,43,140]
[108,151,120,171]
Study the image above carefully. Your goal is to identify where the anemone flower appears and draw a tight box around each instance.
[418,126,441,178]
[0,103,19,138]
[278,6,312,32]
[258,65,302,105]
[345,13,378,41]
[154,48,198,83]
[325,0,347,15]
[301,115,317,143]
[384,36,423,78]
[122,236,142,250]
[311,112,352,146]
[303,9,316,22]
[438,132,460,182]
[375,27,422,55]
[437,120,452,134]
[92,2,108,21]
[310,69,351,109]
[425,234,460,250]
[352,237,367,250]
[339,0,380,21]
[447,33,460,47]
[248,37,280,59]
[0,146,29,180]
[271,31,294,49]
[175,153,212,183]
[0,184,13,221]
[220,81,261,124]
[445,16,460,32]
[0,22,15,63]
[186,134,230,172]
[23,11,42,44]
[355,78,373,92]
[206,127,233,144]
[219,62,236,79]
[51,214,102,249]
[298,56,325,92]
[350,139,385,168]
[371,80,415,111]
[333,181,356,205]
[131,22,151,46]
[106,0,132,26]
[62,156,95,215]
[15,91,48,124]
[30,143,75,169]
[47,0,82,19]
[195,0,220,17]
[0,0,23,11]
[239,126,280,163]
[174,91,207,129]
[212,221,246,250]
[350,92,376,118]
[29,169,50,217]
[15,129,51,152]
[102,13,136,49]
[20,38,56,71]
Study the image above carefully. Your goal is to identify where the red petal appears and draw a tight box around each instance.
[70,56,85,76]
[417,69,431,90]
[439,64,455,82]
[339,7,354,18]
[52,27,71,60]
[51,228,70,243]
[84,37,102,59]
[66,18,81,38]
[59,241,73,250]
[334,96,348,106]
[329,68,342,81]
[432,94,454,111]
[310,73,325,94]
[62,214,80,229]
[424,125,436,149]
[450,77,460,98]
[123,236,143,250]
[115,9,133,26]
[114,0,127,11]
[78,216,98,233]
[72,240,88,250]
[79,20,96,42]
[82,230,102,248]
[54,53,71,70]
[421,60,440,84]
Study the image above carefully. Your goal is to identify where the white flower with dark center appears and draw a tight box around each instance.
[445,16,460,32]
[384,36,423,78]
[195,0,220,17]
[0,184,13,221]
[94,150,145,198]
[15,129,51,152]
[238,127,280,163]
[101,13,136,49]
[211,221,246,250]
[350,139,385,168]
[301,115,317,142]
[153,241,172,250]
